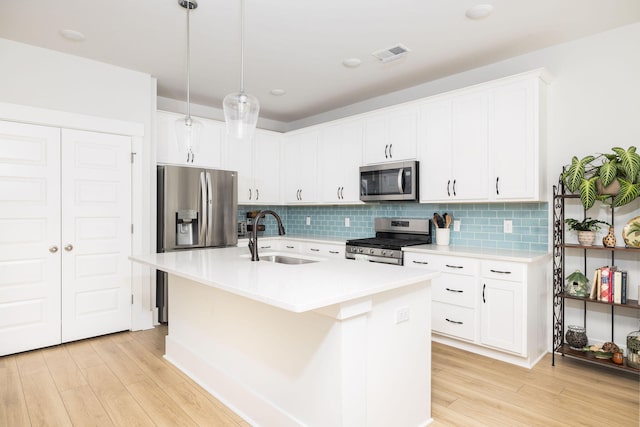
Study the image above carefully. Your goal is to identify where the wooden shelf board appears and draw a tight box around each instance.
[562,244,640,253]
[558,293,640,310]
[556,344,640,374]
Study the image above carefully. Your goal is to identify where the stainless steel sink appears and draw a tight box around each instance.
[260,255,318,265]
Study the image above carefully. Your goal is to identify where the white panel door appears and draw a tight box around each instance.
[0,121,62,356]
[490,79,537,200]
[419,99,454,201]
[480,278,524,354]
[253,130,281,204]
[225,133,254,203]
[61,129,131,342]
[451,92,489,200]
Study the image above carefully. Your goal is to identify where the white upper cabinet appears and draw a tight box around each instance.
[225,129,281,204]
[282,129,318,203]
[419,70,547,203]
[318,119,364,203]
[419,91,489,202]
[489,77,543,201]
[252,130,282,204]
[156,110,223,168]
[363,105,417,164]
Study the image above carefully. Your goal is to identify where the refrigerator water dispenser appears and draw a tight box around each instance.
[176,209,198,246]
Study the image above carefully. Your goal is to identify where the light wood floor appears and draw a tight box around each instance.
[1,326,638,426]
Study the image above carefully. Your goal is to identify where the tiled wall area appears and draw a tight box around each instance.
[239,202,549,252]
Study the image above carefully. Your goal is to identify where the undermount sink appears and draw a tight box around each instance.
[260,255,318,265]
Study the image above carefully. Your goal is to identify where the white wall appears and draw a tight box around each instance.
[0,38,156,331]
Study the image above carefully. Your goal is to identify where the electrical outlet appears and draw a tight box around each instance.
[345,217,350,227]
[395,306,410,324]
[453,220,461,232]
[306,216,311,226]
[503,220,513,233]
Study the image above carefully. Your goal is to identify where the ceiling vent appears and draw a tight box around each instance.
[371,44,411,63]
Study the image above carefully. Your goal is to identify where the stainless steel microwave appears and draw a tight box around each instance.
[359,160,418,202]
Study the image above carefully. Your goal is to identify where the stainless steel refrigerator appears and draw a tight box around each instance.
[156,165,238,322]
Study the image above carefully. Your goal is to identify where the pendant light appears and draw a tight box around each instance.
[175,0,203,162]
[223,0,259,140]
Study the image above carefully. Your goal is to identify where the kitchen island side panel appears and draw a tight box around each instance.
[165,274,432,427]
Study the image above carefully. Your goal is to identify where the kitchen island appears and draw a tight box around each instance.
[131,246,438,427]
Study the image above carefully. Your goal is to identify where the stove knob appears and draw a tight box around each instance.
[357,248,364,253]
[381,250,387,256]
[369,249,375,255]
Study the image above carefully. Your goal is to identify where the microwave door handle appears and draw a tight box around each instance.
[199,171,207,245]
[397,168,405,193]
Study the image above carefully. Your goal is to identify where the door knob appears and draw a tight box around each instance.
[64,244,74,251]
[49,246,59,253]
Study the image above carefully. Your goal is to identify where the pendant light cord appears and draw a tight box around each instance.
[186,3,192,121]
[240,0,245,94]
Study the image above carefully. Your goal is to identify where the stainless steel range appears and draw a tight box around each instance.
[345,218,431,265]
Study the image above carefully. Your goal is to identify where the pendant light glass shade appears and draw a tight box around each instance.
[223,91,259,139]
[176,0,202,158]
[174,115,203,155]
[224,0,259,139]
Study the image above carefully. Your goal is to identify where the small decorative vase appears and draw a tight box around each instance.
[577,230,595,246]
[565,325,588,350]
[612,352,624,365]
[602,226,616,247]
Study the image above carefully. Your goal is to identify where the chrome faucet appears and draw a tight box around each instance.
[248,210,286,261]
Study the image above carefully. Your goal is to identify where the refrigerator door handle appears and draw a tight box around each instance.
[206,171,213,245]
[199,171,207,245]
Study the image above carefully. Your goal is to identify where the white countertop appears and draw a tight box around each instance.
[130,246,438,313]
[403,244,550,263]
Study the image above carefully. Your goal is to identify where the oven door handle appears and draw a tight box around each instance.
[397,168,405,193]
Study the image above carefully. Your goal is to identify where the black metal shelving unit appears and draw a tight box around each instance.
[552,176,640,374]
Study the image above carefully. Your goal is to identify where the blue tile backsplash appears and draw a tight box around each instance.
[239,202,549,252]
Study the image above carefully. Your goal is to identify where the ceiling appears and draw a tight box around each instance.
[1,1,639,123]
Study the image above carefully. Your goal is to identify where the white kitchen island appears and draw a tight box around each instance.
[130,246,438,427]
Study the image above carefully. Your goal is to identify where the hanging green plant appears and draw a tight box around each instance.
[562,146,640,209]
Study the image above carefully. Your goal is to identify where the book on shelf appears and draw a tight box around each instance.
[589,268,600,300]
[589,266,629,304]
[600,266,611,302]
[613,270,622,304]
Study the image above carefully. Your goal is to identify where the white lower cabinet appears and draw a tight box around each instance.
[0,121,132,356]
[404,250,548,368]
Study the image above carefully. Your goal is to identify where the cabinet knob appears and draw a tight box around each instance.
[495,177,500,195]
[64,244,74,251]
[49,246,59,253]
[255,188,259,200]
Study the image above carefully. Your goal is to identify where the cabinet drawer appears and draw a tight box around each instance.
[481,260,525,281]
[302,242,344,258]
[404,253,438,268]
[432,302,476,341]
[432,275,477,307]
[405,253,479,276]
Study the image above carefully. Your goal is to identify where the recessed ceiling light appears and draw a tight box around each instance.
[342,58,362,68]
[270,89,286,96]
[60,29,86,41]
[465,4,494,20]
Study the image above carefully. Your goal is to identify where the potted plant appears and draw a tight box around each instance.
[562,146,640,209]
[565,217,610,246]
